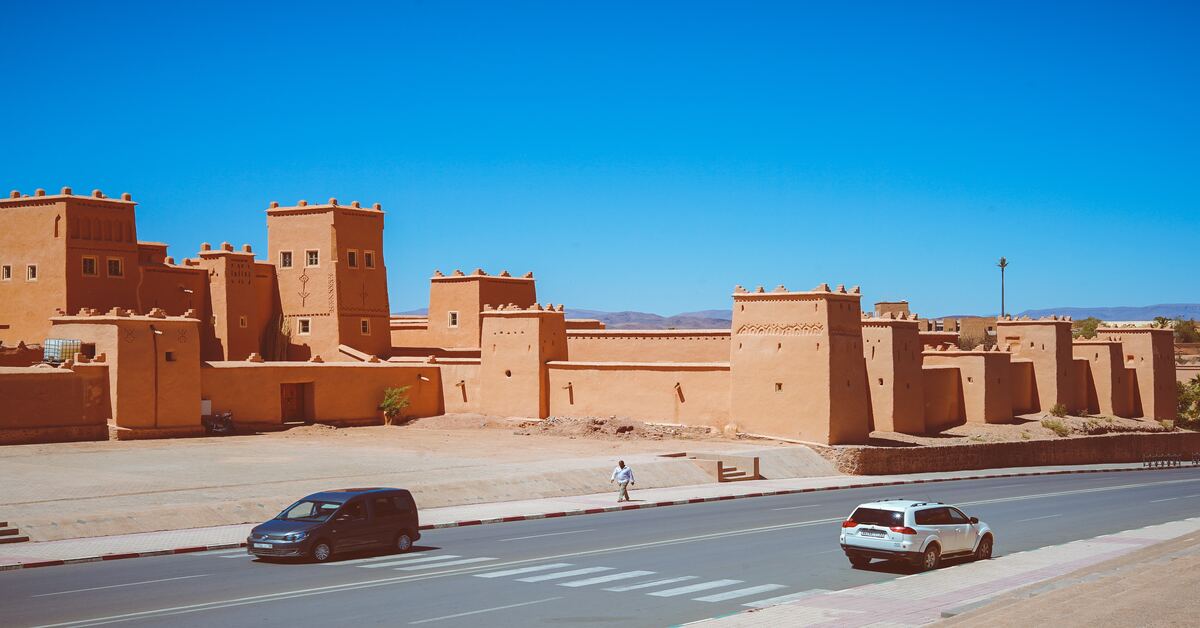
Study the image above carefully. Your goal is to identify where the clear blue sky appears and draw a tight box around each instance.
[2,1,1196,316]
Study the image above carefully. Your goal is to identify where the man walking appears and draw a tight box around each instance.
[611,460,635,502]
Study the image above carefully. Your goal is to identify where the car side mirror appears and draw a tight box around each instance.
[970,517,979,524]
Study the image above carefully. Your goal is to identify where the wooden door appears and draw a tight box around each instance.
[281,383,305,422]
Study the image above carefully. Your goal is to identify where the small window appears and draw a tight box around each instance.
[775,382,783,392]
[347,250,358,268]
[364,250,375,268]
[448,311,459,328]
[279,251,293,268]
[82,256,98,277]
[305,250,319,267]
[239,315,248,329]
[106,257,124,277]
[297,318,311,335]
[1,265,10,281]
[371,496,400,518]
[164,351,176,362]
[26,264,38,281]
[360,318,371,335]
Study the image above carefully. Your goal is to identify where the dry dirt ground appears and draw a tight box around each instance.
[869,412,1176,447]
[1,415,805,541]
[941,526,1200,627]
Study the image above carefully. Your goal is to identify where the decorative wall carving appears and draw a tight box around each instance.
[735,322,824,336]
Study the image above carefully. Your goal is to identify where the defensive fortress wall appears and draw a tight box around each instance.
[0,186,1182,449]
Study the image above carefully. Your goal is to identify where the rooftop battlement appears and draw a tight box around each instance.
[265,198,383,216]
[51,306,201,323]
[732,282,862,300]
[2,187,135,206]
[482,302,565,315]
[197,242,256,259]
[432,268,535,282]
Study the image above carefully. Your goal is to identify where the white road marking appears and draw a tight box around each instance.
[1151,497,1178,503]
[219,553,249,559]
[360,555,460,568]
[772,505,822,511]
[958,477,1200,508]
[408,597,562,625]
[499,529,595,542]
[743,589,831,608]
[33,575,211,598]
[648,579,743,597]
[1015,514,1062,523]
[395,557,496,570]
[41,476,1200,627]
[474,563,574,578]
[604,576,697,592]
[517,567,613,582]
[191,548,246,556]
[558,570,655,587]
[694,583,787,602]
[326,554,433,567]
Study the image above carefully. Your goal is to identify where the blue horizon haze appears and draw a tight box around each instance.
[1,1,1196,317]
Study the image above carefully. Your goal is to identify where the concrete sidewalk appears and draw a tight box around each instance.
[691,514,1200,626]
[0,462,1153,570]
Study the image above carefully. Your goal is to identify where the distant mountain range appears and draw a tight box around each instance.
[395,303,1200,329]
[1016,304,1200,321]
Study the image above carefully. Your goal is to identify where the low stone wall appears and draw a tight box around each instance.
[815,432,1200,475]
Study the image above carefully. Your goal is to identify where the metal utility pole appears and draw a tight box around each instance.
[997,257,1008,317]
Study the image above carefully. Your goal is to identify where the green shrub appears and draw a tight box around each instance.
[379,385,412,425]
[1050,403,1068,418]
[1178,377,1200,428]
[1041,418,1071,437]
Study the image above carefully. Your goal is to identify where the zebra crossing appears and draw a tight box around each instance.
[196,548,797,607]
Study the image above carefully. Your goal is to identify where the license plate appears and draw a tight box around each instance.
[253,543,272,549]
[860,529,886,538]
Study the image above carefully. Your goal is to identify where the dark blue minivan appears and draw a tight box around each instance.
[248,488,420,562]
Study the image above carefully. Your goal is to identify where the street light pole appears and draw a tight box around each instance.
[997,257,1008,317]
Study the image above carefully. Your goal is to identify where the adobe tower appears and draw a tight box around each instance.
[267,199,391,360]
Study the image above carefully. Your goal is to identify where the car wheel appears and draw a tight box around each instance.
[919,544,940,571]
[975,535,993,561]
[848,554,870,568]
[395,532,414,554]
[310,540,333,563]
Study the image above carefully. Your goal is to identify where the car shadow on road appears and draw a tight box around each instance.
[251,545,446,565]
[853,553,991,575]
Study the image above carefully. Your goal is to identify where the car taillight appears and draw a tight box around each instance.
[890,526,917,535]
[842,520,858,528]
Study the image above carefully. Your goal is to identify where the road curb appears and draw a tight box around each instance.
[0,464,1165,571]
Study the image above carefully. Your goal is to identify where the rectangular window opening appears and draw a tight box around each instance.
[279,251,293,268]
[360,318,371,335]
[106,257,124,277]
[775,382,783,392]
[239,315,248,329]
[1,265,11,281]
[26,264,38,281]
[82,256,98,277]
[298,318,311,335]
[364,251,375,268]
[448,311,459,328]
[305,250,319,267]
[164,351,176,362]
[347,250,358,268]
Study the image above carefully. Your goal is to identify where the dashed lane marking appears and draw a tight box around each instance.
[604,576,696,592]
[558,570,655,587]
[693,584,787,603]
[395,557,496,570]
[474,563,574,579]
[407,597,562,625]
[360,555,461,569]
[499,529,595,542]
[648,579,744,597]
[33,575,212,598]
[516,566,613,583]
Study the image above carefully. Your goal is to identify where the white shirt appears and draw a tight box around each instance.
[611,466,634,483]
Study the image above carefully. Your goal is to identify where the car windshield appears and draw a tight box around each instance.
[278,500,341,522]
[850,507,904,527]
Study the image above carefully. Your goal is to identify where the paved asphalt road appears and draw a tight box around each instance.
[4,468,1200,628]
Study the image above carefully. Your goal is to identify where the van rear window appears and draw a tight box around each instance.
[850,507,903,527]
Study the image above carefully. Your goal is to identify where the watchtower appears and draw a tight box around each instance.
[425,269,537,349]
[861,312,925,434]
[266,199,390,360]
[729,283,870,445]
[479,303,567,418]
[995,316,1078,413]
[1095,328,1176,419]
[0,188,139,345]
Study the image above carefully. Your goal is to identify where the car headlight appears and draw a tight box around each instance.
[284,531,308,542]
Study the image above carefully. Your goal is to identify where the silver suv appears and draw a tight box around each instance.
[839,499,994,571]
